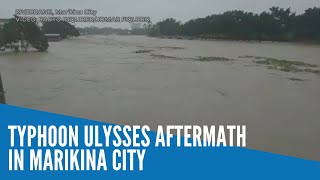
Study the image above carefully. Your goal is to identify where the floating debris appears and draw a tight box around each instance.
[238,55,265,59]
[288,78,306,81]
[135,50,154,53]
[150,54,235,62]
[215,89,228,97]
[157,46,185,50]
[150,54,181,59]
[304,68,320,74]
[197,56,234,62]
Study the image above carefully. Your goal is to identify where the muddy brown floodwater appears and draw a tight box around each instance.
[0,35,319,160]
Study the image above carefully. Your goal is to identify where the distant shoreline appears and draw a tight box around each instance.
[151,35,320,44]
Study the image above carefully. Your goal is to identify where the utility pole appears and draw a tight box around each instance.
[0,73,6,104]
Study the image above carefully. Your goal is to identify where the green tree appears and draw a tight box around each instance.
[295,7,320,40]
[145,22,161,37]
[42,21,80,39]
[147,6,320,42]
[0,16,49,52]
[157,18,181,36]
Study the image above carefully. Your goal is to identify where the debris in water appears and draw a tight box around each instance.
[150,54,182,59]
[197,56,234,62]
[157,46,185,50]
[288,78,306,81]
[215,89,228,96]
[304,68,320,74]
[238,55,265,59]
[135,50,154,53]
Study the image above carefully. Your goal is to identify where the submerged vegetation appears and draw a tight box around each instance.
[288,78,306,82]
[255,58,317,67]
[239,56,320,74]
[150,54,180,59]
[238,55,265,59]
[197,56,234,62]
[135,50,154,53]
[304,68,320,74]
[146,6,320,42]
[255,58,318,73]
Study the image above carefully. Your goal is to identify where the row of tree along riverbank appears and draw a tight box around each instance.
[0,16,80,52]
[146,7,320,42]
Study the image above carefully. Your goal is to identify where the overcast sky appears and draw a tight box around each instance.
[1,0,319,28]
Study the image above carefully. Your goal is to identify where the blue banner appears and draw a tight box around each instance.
[0,104,319,179]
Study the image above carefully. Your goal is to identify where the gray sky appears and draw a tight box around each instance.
[1,0,319,28]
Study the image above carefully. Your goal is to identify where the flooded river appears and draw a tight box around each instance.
[0,35,319,160]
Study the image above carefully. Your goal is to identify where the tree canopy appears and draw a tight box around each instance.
[146,7,320,41]
[42,21,80,39]
[0,15,49,52]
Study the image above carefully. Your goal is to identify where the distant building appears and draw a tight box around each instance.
[45,34,61,42]
[0,19,9,29]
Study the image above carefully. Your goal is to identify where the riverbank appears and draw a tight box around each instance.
[155,35,320,44]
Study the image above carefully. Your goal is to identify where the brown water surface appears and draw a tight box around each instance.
[0,35,319,160]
